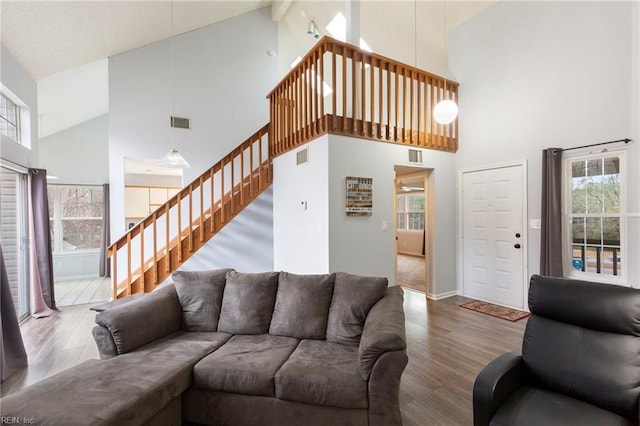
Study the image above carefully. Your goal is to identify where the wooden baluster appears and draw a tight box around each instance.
[289,75,294,149]
[209,169,214,231]
[378,61,383,138]
[320,48,325,132]
[314,50,320,136]
[394,69,399,142]
[230,155,235,213]
[307,57,312,138]
[112,249,117,300]
[220,158,225,223]
[417,74,422,145]
[199,176,204,243]
[165,204,170,272]
[139,222,144,291]
[126,233,132,294]
[188,184,193,252]
[332,48,337,130]
[351,49,356,134]
[298,67,303,142]
[386,63,391,140]
[342,50,347,132]
[410,70,414,144]
[177,192,182,262]
[153,212,158,285]
[240,147,245,206]
[249,139,254,196]
[369,56,374,138]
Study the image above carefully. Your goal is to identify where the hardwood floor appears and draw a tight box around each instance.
[1,288,527,425]
[54,277,111,307]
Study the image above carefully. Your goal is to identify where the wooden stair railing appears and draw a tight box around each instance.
[267,36,459,158]
[108,124,271,298]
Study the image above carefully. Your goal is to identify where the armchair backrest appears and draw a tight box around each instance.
[523,275,640,420]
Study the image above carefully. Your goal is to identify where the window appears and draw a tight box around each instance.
[397,193,425,231]
[48,186,103,253]
[0,93,20,143]
[564,152,625,281]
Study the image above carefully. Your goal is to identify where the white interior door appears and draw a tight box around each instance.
[462,165,525,309]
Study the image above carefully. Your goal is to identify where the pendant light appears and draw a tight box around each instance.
[159,0,190,169]
[433,0,459,125]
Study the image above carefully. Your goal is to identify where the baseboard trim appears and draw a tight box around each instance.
[427,290,458,301]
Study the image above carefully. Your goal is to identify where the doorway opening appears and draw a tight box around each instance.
[394,166,430,294]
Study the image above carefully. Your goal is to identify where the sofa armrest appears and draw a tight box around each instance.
[358,286,407,380]
[473,352,524,426]
[94,284,182,355]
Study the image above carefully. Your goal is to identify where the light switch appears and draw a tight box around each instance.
[529,219,541,229]
[300,201,308,211]
[381,220,388,231]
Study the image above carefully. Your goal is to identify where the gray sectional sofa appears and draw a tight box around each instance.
[0,270,408,426]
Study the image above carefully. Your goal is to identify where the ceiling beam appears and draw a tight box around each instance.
[271,0,292,22]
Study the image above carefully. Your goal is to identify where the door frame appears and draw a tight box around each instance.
[394,166,432,296]
[457,160,529,310]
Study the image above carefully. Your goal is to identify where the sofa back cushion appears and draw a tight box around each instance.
[269,272,336,339]
[523,275,640,419]
[217,271,280,334]
[173,269,233,331]
[325,272,388,345]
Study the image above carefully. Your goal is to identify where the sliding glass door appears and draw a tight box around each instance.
[0,166,29,319]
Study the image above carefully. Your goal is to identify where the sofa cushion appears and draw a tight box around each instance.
[173,268,233,331]
[217,271,279,334]
[269,272,336,339]
[275,339,368,409]
[325,272,388,345]
[491,386,636,426]
[193,334,299,397]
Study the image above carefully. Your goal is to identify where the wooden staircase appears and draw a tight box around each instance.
[109,37,460,298]
[108,124,271,299]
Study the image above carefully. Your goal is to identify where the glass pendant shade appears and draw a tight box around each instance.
[158,148,191,168]
[433,99,459,125]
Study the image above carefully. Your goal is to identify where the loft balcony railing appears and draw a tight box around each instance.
[267,36,459,158]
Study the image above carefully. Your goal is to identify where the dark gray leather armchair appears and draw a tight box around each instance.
[473,274,640,426]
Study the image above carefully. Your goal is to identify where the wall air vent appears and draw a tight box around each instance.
[296,147,309,165]
[408,149,423,164]
[170,116,190,129]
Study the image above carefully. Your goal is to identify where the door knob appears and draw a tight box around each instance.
[514,243,521,249]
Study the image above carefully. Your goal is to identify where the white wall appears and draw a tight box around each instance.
[273,133,456,297]
[1,44,38,168]
[39,114,109,185]
[177,187,274,273]
[327,135,456,297]
[38,59,108,139]
[451,1,640,287]
[109,7,278,240]
[273,137,330,273]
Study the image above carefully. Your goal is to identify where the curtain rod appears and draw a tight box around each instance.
[563,138,631,152]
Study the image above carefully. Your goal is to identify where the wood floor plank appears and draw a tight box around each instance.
[1,288,527,425]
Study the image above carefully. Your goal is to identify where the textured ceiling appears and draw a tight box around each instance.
[1,0,271,80]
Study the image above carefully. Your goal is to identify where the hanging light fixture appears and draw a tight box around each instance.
[433,0,459,125]
[159,0,190,169]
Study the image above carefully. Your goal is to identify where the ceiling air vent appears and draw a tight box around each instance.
[170,116,190,129]
[296,147,309,165]
[408,149,423,164]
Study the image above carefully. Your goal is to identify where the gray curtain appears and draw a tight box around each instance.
[540,148,564,277]
[28,169,58,318]
[99,183,110,277]
[0,243,28,382]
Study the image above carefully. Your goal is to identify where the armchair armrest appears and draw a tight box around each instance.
[93,284,182,355]
[358,286,407,380]
[473,352,524,426]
